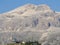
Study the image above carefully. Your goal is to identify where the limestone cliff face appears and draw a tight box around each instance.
[0,4,60,45]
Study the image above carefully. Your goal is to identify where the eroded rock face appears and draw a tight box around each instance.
[0,4,60,45]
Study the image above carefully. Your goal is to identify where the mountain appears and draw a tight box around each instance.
[0,4,60,45]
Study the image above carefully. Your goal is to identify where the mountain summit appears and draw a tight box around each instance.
[3,4,52,15]
[0,4,60,45]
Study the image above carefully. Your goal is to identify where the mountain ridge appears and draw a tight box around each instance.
[0,4,60,45]
[2,4,53,15]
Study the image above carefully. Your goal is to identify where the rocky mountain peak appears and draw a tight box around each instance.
[3,4,52,15]
[0,4,60,45]
[37,4,51,10]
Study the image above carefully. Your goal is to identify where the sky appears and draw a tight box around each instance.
[0,0,60,14]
